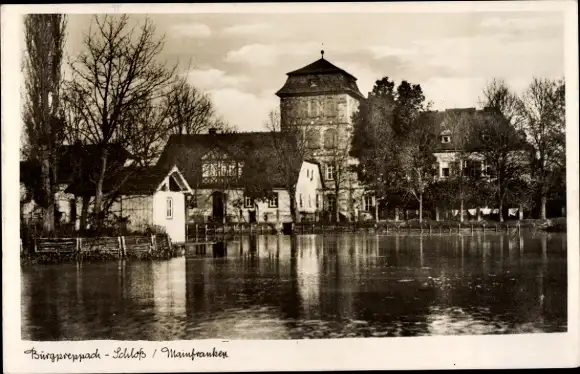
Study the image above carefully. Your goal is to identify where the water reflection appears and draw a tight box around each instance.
[21,233,567,340]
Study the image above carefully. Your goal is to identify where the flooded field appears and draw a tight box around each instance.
[21,232,567,340]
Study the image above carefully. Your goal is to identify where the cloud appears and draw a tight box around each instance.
[225,42,319,66]
[367,45,418,60]
[408,33,563,80]
[479,16,559,31]
[207,88,278,132]
[332,60,381,97]
[185,68,249,91]
[421,77,488,110]
[170,22,211,38]
[221,23,274,36]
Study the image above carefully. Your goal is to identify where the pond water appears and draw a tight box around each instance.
[21,232,567,340]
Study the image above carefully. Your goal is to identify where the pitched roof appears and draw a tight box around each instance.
[287,58,356,79]
[276,58,365,100]
[65,165,190,196]
[156,132,301,190]
[20,143,131,186]
[428,107,512,152]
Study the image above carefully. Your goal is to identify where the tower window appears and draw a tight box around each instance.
[363,195,374,212]
[323,128,337,149]
[325,164,336,180]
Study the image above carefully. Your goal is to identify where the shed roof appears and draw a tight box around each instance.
[65,165,191,196]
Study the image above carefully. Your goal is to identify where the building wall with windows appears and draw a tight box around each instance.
[187,161,325,223]
[279,92,365,221]
[186,188,291,224]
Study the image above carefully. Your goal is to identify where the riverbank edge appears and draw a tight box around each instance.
[196,217,567,234]
[20,245,186,266]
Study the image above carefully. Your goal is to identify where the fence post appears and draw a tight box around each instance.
[76,237,80,253]
[150,235,155,254]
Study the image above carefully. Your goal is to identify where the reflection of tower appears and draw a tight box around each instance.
[153,257,186,316]
[151,257,186,340]
[276,53,365,219]
[297,235,320,318]
[185,257,208,318]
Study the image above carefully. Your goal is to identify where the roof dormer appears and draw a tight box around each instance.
[440,129,452,144]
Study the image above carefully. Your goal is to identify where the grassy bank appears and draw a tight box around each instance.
[20,246,184,266]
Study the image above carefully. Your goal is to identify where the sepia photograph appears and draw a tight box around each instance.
[2,1,579,372]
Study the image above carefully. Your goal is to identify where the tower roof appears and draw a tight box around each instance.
[286,57,357,80]
[276,56,364,99]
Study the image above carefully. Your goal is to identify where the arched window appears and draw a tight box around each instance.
[323,128,337,149]
[305,128,321,149]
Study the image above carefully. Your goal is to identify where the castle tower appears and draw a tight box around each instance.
[276,52,367,221]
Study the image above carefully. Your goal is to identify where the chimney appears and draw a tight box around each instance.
[208,128,217,135]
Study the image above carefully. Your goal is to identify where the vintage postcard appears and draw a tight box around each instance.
[2,1,579,372]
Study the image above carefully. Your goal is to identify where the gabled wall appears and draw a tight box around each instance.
[295,161,324,216]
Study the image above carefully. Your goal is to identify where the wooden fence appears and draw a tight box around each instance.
[185,221,533,241]
[34,234,173,257]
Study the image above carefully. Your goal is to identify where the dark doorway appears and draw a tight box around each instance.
[248,210,257,223]
[212,191,224,220]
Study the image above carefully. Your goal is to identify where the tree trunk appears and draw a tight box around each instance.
[289,187,301,223]
[41,159,55,234]
[334,190,340,223]
[80,196,90,232]
[540,195,547,220]
[476,207,481,222]
[460,198,464,223]
[435,207,440,222]
[499,201,504,222]
[223,193,228,224]
[395,207,399,221]
[419,194,423,223]
[374,199,379,222]
[93,149,109,229]
[519,203,524,220]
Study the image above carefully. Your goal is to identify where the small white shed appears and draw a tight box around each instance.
[106,165,193,243]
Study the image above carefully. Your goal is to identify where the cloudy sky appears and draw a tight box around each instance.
[65,11,564,132]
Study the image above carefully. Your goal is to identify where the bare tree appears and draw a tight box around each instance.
[479,80,530,222]
[165,76,218,135]
[440,110,479,222]
[265,108,305,223]
[22,14,67,234]
[517,78,566,219]
[473,109,528,222]
[320,126,353,222]
[65,15,176,227]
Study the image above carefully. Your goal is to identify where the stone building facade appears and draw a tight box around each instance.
[276,54,373,221]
